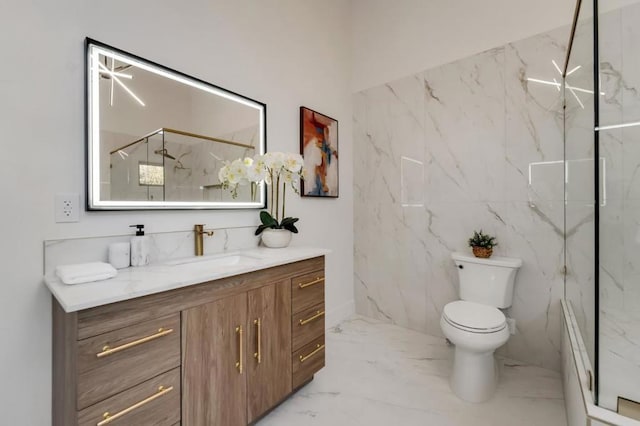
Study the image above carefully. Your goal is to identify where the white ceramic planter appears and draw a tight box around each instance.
[260,229,292,248]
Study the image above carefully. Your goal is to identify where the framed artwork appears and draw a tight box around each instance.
[300,106,339,198]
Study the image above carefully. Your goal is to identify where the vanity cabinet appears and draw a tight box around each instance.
[76,313,181,410]
[52,256,325,426]
[290,271,326,389]
[183,292,248,426]
[246,280,292,422]
[182,280,292,425]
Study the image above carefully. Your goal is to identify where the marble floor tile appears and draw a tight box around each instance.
[258,316,566,426]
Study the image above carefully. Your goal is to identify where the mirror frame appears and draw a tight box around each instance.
[85,38,267,210]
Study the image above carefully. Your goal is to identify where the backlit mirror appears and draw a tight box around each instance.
[86,39,266,210]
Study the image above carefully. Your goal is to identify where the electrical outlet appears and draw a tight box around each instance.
[55,193,80,223]
[506,318,517,335]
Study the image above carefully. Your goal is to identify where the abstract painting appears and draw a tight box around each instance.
[300,106,339,197]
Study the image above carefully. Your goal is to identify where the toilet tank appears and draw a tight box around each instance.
[451,252,522,308]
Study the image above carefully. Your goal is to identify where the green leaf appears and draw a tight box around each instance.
[280,217,299,233]
[259,211,277,226]
[255,224,270,235]
[283,223,299,233]
[280,217,299,226]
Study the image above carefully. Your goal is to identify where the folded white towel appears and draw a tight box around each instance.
[55,262,117,285]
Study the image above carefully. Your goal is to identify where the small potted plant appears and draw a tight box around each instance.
[468,230,497,258]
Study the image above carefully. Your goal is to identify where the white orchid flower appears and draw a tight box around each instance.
[284,153,303,173]
[220,151,305,214]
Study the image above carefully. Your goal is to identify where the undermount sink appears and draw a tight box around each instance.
[166,252,263,268]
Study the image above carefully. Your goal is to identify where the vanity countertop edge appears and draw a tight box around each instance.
[45,246,330,313]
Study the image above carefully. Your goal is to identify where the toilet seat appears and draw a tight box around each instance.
[443,301,506,334]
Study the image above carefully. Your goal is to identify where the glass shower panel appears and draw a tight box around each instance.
[109,132,165,201]
[598,0,640,412]
[159,130,255,202]
[564,0,597,372]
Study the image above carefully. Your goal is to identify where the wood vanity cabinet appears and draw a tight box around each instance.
[245,280,292,422]
[290,271,326,389]
[52,256,325,426]
[183,292,248,426]
[182,280,292,425]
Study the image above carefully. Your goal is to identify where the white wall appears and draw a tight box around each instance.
[0,1,352,424]
[351,0,577,92]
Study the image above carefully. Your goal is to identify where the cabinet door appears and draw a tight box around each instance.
[246,280,292,423]
[182,293,247,426]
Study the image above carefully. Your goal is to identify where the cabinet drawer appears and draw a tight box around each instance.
[291,271,324,313]
[77,314,181,410]
[292,335,325,389]
[291,302,325,351]
[77,367,180,426]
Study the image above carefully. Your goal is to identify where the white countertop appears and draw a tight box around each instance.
[45,246,330,313]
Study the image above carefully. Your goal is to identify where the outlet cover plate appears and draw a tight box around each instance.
[55,193,80,223]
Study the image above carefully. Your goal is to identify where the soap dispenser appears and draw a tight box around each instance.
[130,224,150,267]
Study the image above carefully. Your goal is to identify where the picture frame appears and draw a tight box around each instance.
[300,106,339,198]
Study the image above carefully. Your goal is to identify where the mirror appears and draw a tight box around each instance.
[86,39,266,210]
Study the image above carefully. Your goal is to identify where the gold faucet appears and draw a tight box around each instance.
[194,224,215,256]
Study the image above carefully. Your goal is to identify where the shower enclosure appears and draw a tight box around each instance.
[107,128,255,203]
[564,0,640,419]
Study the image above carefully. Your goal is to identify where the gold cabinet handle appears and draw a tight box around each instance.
[235,326,243,374]
[299,310,325,326]
[298,276,324,289]
[299,343,325,363]
[97,385,173,425]
[253,318,262,364]
[96,328,173,358]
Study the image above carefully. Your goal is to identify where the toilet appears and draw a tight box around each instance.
[440,251,522,403]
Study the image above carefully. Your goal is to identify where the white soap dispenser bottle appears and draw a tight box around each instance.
[130,224,150,267]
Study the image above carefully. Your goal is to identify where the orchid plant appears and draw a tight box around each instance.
[218,152,305,235]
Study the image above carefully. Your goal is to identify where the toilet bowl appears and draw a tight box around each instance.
[441,300,510,402]
[441,252,522,403]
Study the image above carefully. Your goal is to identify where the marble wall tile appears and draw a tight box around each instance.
[599,129,624,205]
[354,26,570,371]
[423,48,506,204]
[621,3,640,124]
[505,28,567,203]
[500,28,567,370]
[599,197,624,312]
[621,126,640,202]
[599,9,623,128]
[353,75,429,332]
[498,201,564,370]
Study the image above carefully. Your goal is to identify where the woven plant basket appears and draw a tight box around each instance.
[472,246,493,258]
